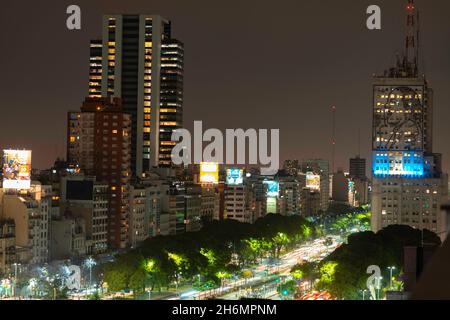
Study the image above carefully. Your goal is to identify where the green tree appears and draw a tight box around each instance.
[103,269,127,292]
[129,269,147,296]
[277,280,298,298]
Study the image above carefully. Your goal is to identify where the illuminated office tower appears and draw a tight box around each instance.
[371,1,448,238]
[88,15,184,175]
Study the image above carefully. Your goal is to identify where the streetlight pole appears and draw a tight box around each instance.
[13,263,20,299]
[388,266,396,289]
[361,289,367,300]
[85,257,96,294]
[376,277,382,300]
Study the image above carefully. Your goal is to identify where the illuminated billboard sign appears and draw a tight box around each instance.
[226,168,243,185]
[306,172,320,191]
[263,180,279,197]
[266,197,277,214]
[3,150,31,189]
[200,162,219,184]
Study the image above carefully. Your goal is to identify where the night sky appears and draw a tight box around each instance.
[1,0,450,174]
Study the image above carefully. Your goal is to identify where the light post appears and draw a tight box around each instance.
[387,266,396,289]
[376,276,383,300]
[12,263,20,299]
[361,289,367,300]
[84,257,96,292]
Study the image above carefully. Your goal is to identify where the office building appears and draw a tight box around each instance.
[89,15,184,173]
[283,160,299,177]
[300,159,330,212]
[200,186,220,223]
[371,1,449,238]
[300,188,321,217]
[129,186,147,248]
[277,172,301,216]
[349,156,366,180]
[332,169,349,203]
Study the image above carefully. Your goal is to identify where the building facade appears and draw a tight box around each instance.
[67,97,132,249]
[300,159,330,212]
[0,219,15,275]
[1,182,50,265]
[349,156,366,180]
[89,15,184,174]
[60,176,109,255]
[371,2,449,238]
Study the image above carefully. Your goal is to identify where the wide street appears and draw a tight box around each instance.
[166,235,343,300]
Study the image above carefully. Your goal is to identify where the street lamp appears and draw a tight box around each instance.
[387,266,396,289]
[12,263,21,299]
[360,289,367,300]
[376,276,383,300]
[84,257,96,292]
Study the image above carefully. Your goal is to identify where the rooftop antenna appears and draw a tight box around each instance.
[405,0,419,76]
[331,105,336,174]
[357,128,361,158]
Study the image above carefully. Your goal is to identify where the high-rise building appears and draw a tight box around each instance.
[300,159,330,212]
[332,169,349,203]
[371,1,449,238]
[224,184,249,223]
[300,188,321,217]
[283,160,299,177]
[200,186,220,223]
[67,97,132,249]
[168,182,202,234]
[88,15,184,174]
[349,178,370,207]
[277,172,301,216]
[349,156,366,179]
[129,186,147,248]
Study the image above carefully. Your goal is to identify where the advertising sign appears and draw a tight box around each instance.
[3,150,31,189]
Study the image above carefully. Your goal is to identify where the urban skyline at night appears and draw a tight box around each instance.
[0,0,450,305]
[1,0,450,175]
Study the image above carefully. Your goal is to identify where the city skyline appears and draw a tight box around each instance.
[0,0,450,303]
[1,0,450,174]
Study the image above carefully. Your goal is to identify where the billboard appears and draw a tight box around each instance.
[226,168,243,185]
[263,180,279,197]
[266,197,277,214]
[306,172,320,191]
[3,150,31,189]
[200,162,219,184]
